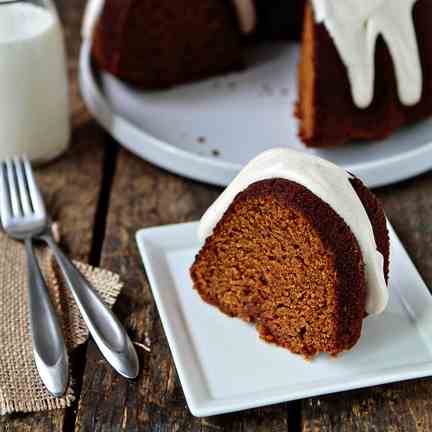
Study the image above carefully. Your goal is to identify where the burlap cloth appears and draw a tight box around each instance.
[0,231,123,415]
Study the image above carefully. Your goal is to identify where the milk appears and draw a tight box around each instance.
[0,2,70,162]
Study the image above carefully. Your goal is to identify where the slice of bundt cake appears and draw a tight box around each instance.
[190,149,389,358]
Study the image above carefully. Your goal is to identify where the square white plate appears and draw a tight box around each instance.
[136,222,432,417]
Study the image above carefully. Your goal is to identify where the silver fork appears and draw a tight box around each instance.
[4,157,139,379]
[0,157,68,397]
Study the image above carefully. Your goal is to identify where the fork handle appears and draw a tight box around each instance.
[41,234,139,379]
[24,238,68,397]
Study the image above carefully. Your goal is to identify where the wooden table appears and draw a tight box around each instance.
[2,1,432,430]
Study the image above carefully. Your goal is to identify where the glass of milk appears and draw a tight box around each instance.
[0,0,70,163]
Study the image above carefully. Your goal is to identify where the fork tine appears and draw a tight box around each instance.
[23,157,46,216]
[14,157,32,215]
[5,159,21,217]
[0,162,12,225]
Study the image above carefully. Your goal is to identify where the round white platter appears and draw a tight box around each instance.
[79,40,432,188]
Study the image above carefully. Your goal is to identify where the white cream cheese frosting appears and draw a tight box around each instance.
[198,149,389,315]
[311,0,422,108]
[82,0,257,39]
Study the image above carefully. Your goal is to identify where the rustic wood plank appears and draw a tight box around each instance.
[0,413,66,432]
[75,150,296,431]
[302,379,432,432]
[301,173,432,432]
[0,0,107,430]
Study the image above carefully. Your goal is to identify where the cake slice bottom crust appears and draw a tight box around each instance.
[191,178,388,358]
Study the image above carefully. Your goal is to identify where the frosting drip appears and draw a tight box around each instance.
[311,0,422,108]
[198,149,389,316]
[231,0,257,34]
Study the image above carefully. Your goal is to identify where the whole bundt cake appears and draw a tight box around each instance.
[190,149,390,358]
[89,0,244,88]
[83,0,432,148]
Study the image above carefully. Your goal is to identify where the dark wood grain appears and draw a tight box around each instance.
[0,0,106,430]
[74,150,298,431]
[0,413,66,432]
[302,379,432,432]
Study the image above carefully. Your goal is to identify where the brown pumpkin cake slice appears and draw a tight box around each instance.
[190,149,389,358]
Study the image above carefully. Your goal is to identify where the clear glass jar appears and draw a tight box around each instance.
[0,0,70,163]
